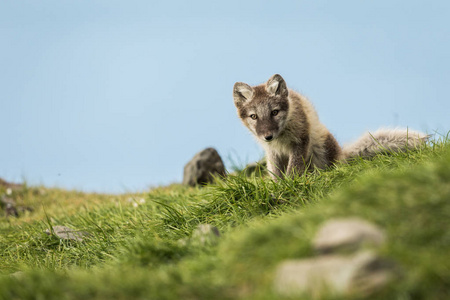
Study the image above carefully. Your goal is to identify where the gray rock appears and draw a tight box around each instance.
[0,178,23,189]
[18,206,34,213]
[183,148,226,186]
[1,196,18,217]
[10,271,25,279]
[243,161,266,176]
[1,195,15,206]
[177,238,189,247]
[45,225,89,242]
[5,203,19,217]
[229,159,267,177]
[191,224,220,246]
[274,251,398,298]
[313,218,385,254]
[1,196,33,217]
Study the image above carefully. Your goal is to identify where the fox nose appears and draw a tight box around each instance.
[264,135,273,141]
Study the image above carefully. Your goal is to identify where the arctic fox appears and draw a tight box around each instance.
[233,74,428,179]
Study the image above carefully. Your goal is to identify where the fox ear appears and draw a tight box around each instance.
[266,74,288,97]
[233,82,254,104]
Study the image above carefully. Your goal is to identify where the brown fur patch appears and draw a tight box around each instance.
[324,133,341,164]
[252,85,290,111]
[252,85,268,99]
[237,105,248,119]
[281,92,309,143]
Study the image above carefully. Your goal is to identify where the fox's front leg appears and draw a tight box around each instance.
[286,144,309,176]
[266,152,288,180]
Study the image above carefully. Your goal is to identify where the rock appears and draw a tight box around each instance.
[228,159,267,177]
[183,148,226,186]
[274,218,395,297]
[274,251,399,298]
[190,224,220,247]
[1,196,18,217]
[243,161,266,176]
[1,195,15,206]
[18,206,34,214]
[313,218,385,254]
[0,178,23,189]
[177,238,189,247]
[45,225,89,242]
[5,203,19,217]
[10,271,25,279]
[1,196,33,217]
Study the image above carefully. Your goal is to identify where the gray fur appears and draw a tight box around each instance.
[342,128,429,160]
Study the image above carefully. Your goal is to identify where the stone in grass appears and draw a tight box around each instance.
[1,196,18,217]
[190,224,220,247]
[183,148,226,186]
[18,206,34,214]
[1,195,33,218]
[313,218,385,254]
[1,195,15,206]
[10,271,25,279]
[243,161,266,176]
[274,251,399,298]
[0,178,23,189]
[45,225,89,242]
[5,203,19,217]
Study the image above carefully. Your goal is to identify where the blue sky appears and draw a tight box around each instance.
[1,1,449,193]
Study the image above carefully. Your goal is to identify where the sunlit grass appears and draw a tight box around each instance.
[0,137,449,299]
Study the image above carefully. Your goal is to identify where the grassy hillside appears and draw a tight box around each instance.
[1,138,449,300]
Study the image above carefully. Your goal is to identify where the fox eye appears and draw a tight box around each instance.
[250,114,258,120]
[271,110,279,116]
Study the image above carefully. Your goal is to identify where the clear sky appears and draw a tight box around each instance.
[1,1,449,193]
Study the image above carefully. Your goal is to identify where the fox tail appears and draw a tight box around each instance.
[342,128,429,160]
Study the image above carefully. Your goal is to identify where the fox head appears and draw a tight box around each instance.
[233,74,290,143]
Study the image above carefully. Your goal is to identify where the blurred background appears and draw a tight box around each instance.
[1,0,449,193]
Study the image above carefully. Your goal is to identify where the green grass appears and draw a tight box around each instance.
[1,138,449,299]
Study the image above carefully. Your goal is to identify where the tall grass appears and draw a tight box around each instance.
[0,138,449,299]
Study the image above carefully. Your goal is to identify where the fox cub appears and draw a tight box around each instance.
[233,74,428,179]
